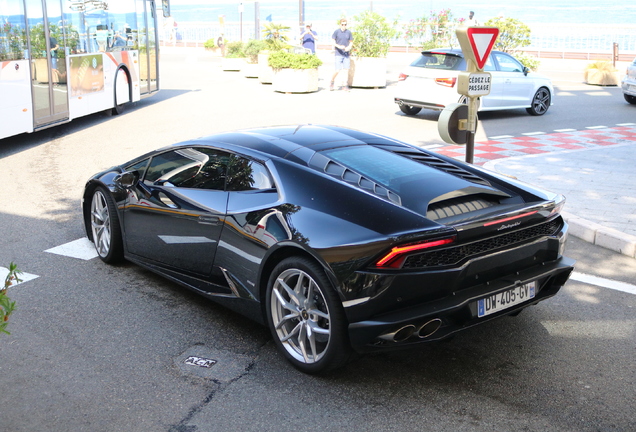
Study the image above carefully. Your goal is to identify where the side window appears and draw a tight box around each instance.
[494,53,524,73]
[226,156,274,191]
[144,148,231,190]
[125,158,150,178]
[483,55,496,72]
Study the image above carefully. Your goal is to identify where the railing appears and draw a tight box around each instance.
[160,22,636,57]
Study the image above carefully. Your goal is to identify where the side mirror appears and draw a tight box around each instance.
[523,66,529,76]
[114,171,138,189]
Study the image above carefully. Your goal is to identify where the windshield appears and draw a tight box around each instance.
[410,53,463,70]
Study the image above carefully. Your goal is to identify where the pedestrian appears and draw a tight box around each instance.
[49,36,58,69]
[217,34,225,56]
[330,18,353,91]
[300,23,318,53]
[466,11,478,26]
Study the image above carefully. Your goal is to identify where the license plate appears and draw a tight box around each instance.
[477,281,536,317]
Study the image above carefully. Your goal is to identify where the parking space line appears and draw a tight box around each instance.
[0,267,39,287]
[45,237,98,260]
[571,272,636,296]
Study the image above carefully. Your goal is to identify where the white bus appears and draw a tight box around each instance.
[0,0,168,140]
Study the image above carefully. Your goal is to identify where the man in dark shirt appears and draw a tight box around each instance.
[330,18,353,91]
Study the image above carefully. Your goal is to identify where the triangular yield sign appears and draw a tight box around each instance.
[466,27,499,69]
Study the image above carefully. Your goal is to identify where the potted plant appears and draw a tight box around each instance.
[348,10,398,88]
[584,60,620,86]
[244,39,268,78]
[268,50,323,93]
[259,23,290,84]
[222,41,246,71]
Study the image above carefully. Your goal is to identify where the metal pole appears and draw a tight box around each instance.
[299,0,304,27]
[255,2,260,39]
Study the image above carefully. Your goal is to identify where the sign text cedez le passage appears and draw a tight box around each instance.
[468,74,491,92]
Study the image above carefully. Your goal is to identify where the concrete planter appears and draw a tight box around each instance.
[348,57,387,88]
[258,53,274,84]
[243,62,259,78]
[272,68,319,93]
[584,68,620,86]
[221,57,245,72]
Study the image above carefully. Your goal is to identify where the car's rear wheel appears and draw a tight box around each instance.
[266,257,351,374]
[526,87,551,115]
[399,104,422,115]
[624,93,636,104]
[90,187,124,263]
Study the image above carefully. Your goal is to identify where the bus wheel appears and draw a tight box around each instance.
[112,68,130,115]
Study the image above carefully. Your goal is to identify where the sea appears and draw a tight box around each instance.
[166,0,636,52]
[168,0,636,26]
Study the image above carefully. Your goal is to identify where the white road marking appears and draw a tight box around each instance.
[488,135,514,139]
[554,128,577,132]
[571,272,636,296]
[45,237,98,260]
[616,123,636,126]
[521,131,546,136]
[0,267,39,287]
[585,125,607,129]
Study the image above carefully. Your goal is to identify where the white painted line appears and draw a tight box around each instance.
[0,267,39,287]
[585,125,607,129]
[488,135,514,139]
[45,237,98,260]
[521,131,546,136]
[554,128,576,132]
[616,123,636,126]
[571,272,636,296]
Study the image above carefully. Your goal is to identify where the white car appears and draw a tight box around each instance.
[394,48,554,116]
[621,57,636,104]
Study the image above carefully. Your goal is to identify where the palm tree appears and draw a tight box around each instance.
[262,22,290,51]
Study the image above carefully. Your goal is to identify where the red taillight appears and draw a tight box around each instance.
[398,73,408,81]
[375,237,455,268]
[483,211,538,227]
[435,77,457,87]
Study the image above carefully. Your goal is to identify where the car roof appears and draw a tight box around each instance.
[420,48,507,57]
[168,124,403,165]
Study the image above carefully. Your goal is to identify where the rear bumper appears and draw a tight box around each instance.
[346,255,575,352]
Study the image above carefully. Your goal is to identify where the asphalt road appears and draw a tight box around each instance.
[0,47,635,432]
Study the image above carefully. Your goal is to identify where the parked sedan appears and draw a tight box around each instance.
[621,57,636,104]
[83,125,574,374]
[394,48,554,116]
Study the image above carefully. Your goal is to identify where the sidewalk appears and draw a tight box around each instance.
[434,127,636,258]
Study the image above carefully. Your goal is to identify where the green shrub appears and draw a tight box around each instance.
[1,262,21,336]
[483,16,531,53]
[225,41,246,58]
[245,39,269,63]
[268,51,323,69]
[350,10,398,58]
[204,38,218,50]
[513,51,541,71]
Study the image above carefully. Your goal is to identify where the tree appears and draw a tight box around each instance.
[483,16,531,53]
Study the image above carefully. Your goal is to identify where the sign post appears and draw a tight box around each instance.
[450,26,499,163]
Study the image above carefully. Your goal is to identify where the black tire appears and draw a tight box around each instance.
[624,93,636,104]
[265,257,351,374]
[90,187,124,263]
[526,87,551,115]
[112,69,129,115]
[399,104,422,115]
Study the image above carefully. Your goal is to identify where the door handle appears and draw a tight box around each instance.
[198,215,220,225]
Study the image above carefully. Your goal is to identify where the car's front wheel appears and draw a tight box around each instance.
[624,93,636,104]
[399,104,422,115]
[266,257,351,374]
[90,187,124,263]
[526,87,551,115]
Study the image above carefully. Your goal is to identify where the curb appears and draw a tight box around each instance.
[562,211,636,258]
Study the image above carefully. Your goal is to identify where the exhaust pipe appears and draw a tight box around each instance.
[417,318,442,338]
[378,324,416,342]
